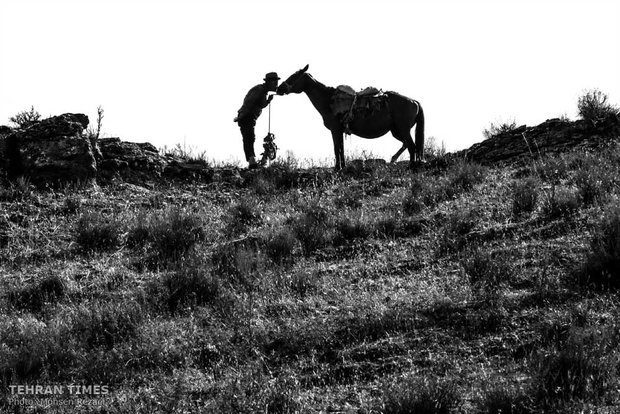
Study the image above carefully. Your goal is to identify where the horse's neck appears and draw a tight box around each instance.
[303,76,333,118]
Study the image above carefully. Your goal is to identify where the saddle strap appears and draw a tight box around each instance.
[343,95,358,135]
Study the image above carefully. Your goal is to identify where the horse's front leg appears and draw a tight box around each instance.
[331,130,345,170]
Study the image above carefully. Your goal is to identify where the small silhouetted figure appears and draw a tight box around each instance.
[234,72,280,168]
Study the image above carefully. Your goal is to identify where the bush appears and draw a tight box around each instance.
[289,270,321,298]
[541,187,580,220]
[437,208,479,255]
[264,227,299,264]
[156,260,221,313]
[511,177,538,216]
[477,384,533,414]
[573,160,616,206]
[75,212,125,252]
[0,315,75,381]
[8,274,67,312]
[72,299,144,350]
[382,377,462,414]
[580,206,620,288]
[0,177,34,202]
[9,106,41,129]
[534,326,620,407]
[577,89,619,124]
[290,203,332,256]
[462,249,512,303]
[333,216,373,245]
[447,159,487,191]
[536,155,569,185]
[483,119,518,140]
[128,208,205,264]
[334,184,364,209]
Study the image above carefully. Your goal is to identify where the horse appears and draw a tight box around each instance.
[276,64,425,170]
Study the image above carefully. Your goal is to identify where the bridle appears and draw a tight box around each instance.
[278,71,306,95]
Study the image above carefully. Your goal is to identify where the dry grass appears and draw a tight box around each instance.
[2,145,620,413]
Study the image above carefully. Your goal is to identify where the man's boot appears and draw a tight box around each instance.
[248,156,259,169]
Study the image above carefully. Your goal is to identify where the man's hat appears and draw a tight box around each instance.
[264,72,280,82]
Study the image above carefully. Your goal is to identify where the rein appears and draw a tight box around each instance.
[260,98,278,163]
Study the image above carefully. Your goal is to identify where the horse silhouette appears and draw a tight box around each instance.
[276,65,425,169]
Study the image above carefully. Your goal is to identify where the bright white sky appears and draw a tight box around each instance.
[1,0,619,165]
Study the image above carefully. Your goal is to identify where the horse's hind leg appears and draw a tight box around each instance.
[392,129,416,168]
[391,143,407,163]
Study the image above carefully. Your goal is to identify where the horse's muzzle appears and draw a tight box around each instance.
[276,84,289,95]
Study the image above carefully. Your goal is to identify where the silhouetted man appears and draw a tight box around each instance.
[234,72,279,168]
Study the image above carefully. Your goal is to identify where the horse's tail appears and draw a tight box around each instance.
[415,101,425,160]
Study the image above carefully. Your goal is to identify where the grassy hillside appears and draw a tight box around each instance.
[2,144,620,413]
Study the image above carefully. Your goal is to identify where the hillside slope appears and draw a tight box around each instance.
[1,123,620,413]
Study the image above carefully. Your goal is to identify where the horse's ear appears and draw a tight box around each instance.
[302,64,309,72]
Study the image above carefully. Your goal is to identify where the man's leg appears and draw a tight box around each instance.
[239,120,257,166]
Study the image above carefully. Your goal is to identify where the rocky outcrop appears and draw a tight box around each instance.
[0,113,215,186]
[2,114,97,185]
[96,138,214,183]
[453,115,620,165]
[97,138,166,181]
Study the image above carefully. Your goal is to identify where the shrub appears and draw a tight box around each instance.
[402,176,427,215]
[483,119,518,140]
[477,384,533,414]
[289,270,321,298]
[424,136,447,159]
[9,106,41,129]
[511,177,538,216]
[462,249,512,303]
[333,216,373,245]
[534,326,620,407]
[382,377,462,414]
[290,203,332,256]
[579,206,620,288]
[0,177,34,202]
[334,184,364,209]
[0,315,75,381]
[156,261,221,313]
[128,208,205,264]
[536,155,569,185]
[8,274,67,312]
[447,160,487,191]
[541,187,580,220]
[437,208,479,255]
[230,199,263,226]
[577,89,619,124]
[75,211,125,252]
[72,299,144,350]
[225,198,263,235]
[573,162,616,206]
[264,227,299,264]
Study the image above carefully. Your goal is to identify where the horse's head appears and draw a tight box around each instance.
[276,64,309,95]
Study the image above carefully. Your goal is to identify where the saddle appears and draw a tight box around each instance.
[331,85,387,133]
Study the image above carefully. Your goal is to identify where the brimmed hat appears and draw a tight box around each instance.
[264,72,280,82]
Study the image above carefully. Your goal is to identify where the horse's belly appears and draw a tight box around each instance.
[349,114,392,138]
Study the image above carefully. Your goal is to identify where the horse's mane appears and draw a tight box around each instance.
[305,73,337,97]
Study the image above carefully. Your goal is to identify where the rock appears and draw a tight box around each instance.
[96,138,214,183]
[163,159,214,181]
[444,115,620,166]
[3,113,97,185]
[97,138,167,182]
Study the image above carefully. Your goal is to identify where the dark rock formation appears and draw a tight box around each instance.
[96,138,214,183]
[452,115,620,165]
[97,138,166,181]
[2,113,97,185]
